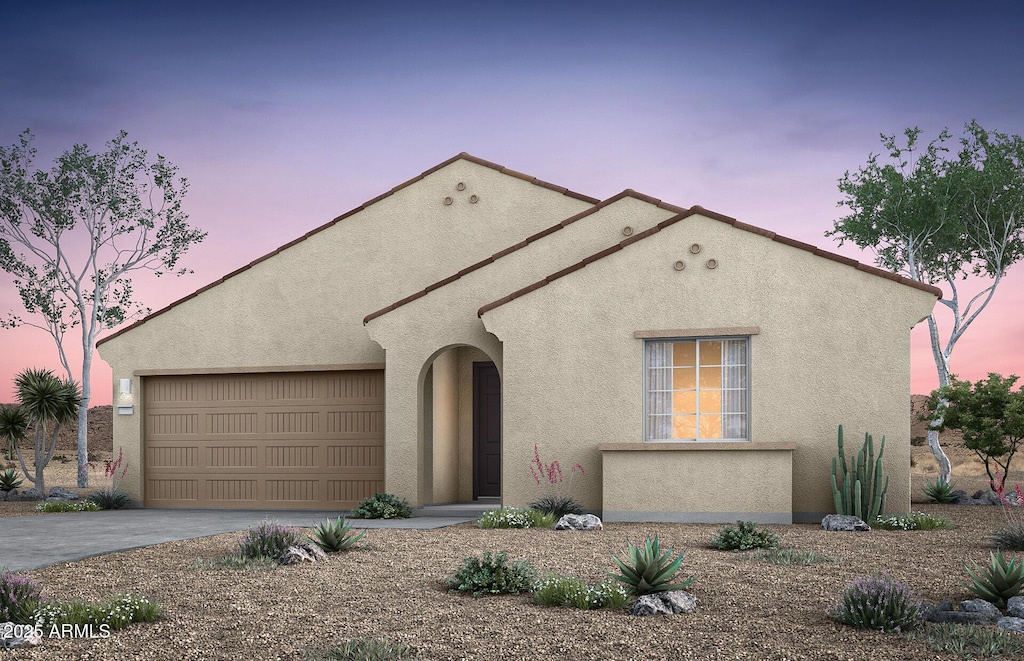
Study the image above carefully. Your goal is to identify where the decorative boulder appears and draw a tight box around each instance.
[960,599,1002,620]
[1007,595,1024,618]
[821,514,870,532]
[930,611,997,625]
[555,514,603,531]
[628,590,697,616]
[278,543,327,565]
[0,622,42,648]
[47,486,80,501]
[0,489,15,502]
[997,617,1024,633]
[15,488,43,502]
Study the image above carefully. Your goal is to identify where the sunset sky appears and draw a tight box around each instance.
[1,1,1022,406]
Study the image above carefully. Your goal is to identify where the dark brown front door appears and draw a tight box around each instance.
[473,361,501,499]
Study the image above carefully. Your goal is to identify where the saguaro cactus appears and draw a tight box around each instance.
[830,425,888,520]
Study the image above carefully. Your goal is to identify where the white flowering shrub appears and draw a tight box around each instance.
[34,594,161,630]
[533,574,629,610]
[874,512,952,531]
[477,507,555,529]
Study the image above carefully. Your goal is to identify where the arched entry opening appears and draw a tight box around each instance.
[420,344,501,505]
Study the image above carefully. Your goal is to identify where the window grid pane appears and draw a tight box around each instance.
[645,337,748,442]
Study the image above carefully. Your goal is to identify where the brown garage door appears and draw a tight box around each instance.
[143,371,384,510]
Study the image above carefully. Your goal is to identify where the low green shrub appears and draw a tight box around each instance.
[35,500,101,513]
[532,573,629,610]
[607,535,693,596]
[829,573,922,633]
[311,516,365,553]
[874,512,953,530]
[34,594,161,631]
[906,622,1024,659]
[746,548,839,566]
[923,479,958,504]
[527,495,584,518]
[303,637,417,660]
[447,551,535,597]
[477,507,555,529]
[192,555,279,571]
[0,568,43,624]
[237,519,304,560]
[965,550,1024,608]
[990,524,1024,551]
[87,487,133,510]
[708,520,780,551]
[351,493,413,519]
[0,468,24,491]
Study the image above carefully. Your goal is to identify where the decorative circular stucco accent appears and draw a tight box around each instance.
[469,195,479,203]
[622,226,633,236]
[690,243,702,254]
[443,197,453,206]
[456,182,466,191]
[706,258,718,269]
[674,260,686,271]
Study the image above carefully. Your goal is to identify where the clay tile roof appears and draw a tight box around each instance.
[362,190,684,324]
[98,153,600,346]
[476,208,943,317]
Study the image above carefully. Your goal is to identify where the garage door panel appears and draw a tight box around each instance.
[144,371,385,510]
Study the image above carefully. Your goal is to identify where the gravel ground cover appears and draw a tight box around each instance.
[1,502,1018,660]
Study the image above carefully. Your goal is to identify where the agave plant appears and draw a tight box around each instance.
[965,550,1024,608]
[311,516,365,553]
[923,479,958,504]
[0,469,24,492]
[607,535,694,595]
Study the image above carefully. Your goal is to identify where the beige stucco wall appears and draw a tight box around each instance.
[364,195,679,505]
[431,350,459,503]
[600,444,795,523]
[481,213,937,520]
[97,158,592,504]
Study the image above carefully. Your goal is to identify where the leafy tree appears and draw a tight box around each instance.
[0,368,82,496]
[829,121,1024,483]
[0,131,206,487]
[928,374,1024,484]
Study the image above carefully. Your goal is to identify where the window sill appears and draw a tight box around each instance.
[598,442,796,452]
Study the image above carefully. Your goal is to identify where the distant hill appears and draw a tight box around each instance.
[3,405,113,453]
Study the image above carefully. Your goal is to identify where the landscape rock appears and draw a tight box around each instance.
[997,616,1024,633]
[820,514,870,532]
[47,486,80,501]
[278,543,327,565]
[555,514,603,531]
[929,610,997,625]
[15,488,43,502]
[0,489,14,501]
[964,490,1004,506]
[0,622,42,648]
[628,590,697,616]
[1007,596,1024,618]
[960,599,1002,620]
[920,599,953,621]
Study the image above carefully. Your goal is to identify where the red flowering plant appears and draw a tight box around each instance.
[989,472,1024,550]
[528,444,586,518]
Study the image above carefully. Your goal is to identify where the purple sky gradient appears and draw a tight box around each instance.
[2,1,1022,405]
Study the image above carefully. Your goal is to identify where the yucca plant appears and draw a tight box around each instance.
[607,535,693,595]
[0,404,29,462]
[311,516,365,553]
[964,550,1024,608]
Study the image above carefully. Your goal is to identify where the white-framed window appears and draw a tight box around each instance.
[644,337,749,442]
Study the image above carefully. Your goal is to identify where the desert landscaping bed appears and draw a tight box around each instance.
[0,502,1020,660]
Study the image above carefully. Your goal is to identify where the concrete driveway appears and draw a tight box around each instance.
[1,509,475,572]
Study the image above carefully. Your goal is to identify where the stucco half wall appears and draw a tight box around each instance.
[481,211,938,520]
[599,443,795,523]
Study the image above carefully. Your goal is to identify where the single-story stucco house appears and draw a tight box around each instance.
[96,153,940,523]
